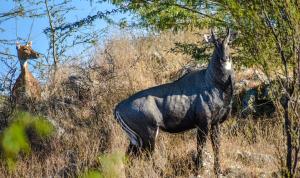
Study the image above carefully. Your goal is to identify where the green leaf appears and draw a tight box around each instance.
[1,111,54,170]
[80,170,103,178]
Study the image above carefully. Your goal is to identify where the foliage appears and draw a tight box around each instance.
[80,152,125,178]
[170,41,210,62]
[1,111,54,170]
[98,152,124,178]
[110,0,227,31]
[80,170,103,178]
[225,2,300,177]
[110,0,299,68]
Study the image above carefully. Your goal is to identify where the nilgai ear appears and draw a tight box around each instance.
[204,34,212,43]
[204,29,218,45]
[16,42,21,50]
[27,41,32,47]
[211,28,218,45]
[223,28,231,45]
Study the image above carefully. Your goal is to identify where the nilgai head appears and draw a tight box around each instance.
[204,28,232,70]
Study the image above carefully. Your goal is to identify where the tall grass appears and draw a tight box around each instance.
[0,30,286,177]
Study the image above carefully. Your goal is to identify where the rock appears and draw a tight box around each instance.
[239,84,275,118]
[223,167,248,178]
[235,150,275,166]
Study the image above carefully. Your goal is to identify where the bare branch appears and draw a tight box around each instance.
[45,0,58,69]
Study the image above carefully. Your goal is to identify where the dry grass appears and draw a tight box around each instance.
[0,30,286,177]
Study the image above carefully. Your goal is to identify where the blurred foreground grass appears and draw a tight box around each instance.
[81,152,125,178]
[1,111,54,170]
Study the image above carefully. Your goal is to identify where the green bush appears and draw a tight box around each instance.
[1,111,54,170]
[80,152,125,178]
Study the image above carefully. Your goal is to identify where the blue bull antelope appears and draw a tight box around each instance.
[114,29,234,176]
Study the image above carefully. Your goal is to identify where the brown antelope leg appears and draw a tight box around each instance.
[211,123,221,176]
[195,125,208,174]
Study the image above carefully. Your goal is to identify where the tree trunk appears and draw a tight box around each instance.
[281,94,293,178]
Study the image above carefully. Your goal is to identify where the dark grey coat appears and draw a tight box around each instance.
[115,30,234,176]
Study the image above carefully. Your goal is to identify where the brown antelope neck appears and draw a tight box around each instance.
[13,42,42,103]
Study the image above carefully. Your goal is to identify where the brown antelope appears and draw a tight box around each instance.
[114,29,234,176]
[12,41,41,106]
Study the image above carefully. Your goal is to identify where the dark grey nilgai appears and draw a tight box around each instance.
[114,29,234,176]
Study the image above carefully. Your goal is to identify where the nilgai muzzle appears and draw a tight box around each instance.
[114,29,234,176]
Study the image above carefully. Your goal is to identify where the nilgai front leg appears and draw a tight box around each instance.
[195,125,208,174]
[211,123,221,176]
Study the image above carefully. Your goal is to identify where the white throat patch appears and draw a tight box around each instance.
[20,60,28,68]
[224,61,232,70]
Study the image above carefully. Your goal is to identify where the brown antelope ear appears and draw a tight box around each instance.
[16,42,21,50]
[27,41,32,47]
[223,28,231,45]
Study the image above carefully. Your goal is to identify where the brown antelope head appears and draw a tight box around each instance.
[16,42,40,67]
